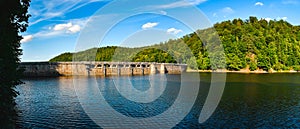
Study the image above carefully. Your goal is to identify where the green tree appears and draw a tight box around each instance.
[0,0,31,127]
[49,52,73,62]
[51,16,300,72]
[249,61,257,71]
[293,65,300,71]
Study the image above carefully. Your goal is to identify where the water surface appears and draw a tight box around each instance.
[16,73,300,128]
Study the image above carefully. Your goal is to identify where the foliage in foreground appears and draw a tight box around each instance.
[0,0,31,128]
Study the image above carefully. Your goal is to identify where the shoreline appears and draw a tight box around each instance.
[187,69,300,74]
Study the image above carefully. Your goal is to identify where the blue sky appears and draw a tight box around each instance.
[20,0,300,62]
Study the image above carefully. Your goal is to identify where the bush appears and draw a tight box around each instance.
[293,65,300,71]
[249,62,257,71]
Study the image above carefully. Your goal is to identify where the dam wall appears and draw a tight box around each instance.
[20,62,187,77]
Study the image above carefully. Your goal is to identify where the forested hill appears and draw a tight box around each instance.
[50,16,300,71]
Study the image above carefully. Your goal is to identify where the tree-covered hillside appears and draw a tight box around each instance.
[50,16,300,71]
[214,16,300,71]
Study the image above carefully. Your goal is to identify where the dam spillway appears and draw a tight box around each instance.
[20,62,187,77]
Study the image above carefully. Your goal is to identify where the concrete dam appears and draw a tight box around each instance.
[20,62,187,77]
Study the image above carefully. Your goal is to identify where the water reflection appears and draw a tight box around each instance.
[15,73,300,128]
[102,75,180,117]
[112,74,167,103]
[73,73,199,128]
[16,77,100,128]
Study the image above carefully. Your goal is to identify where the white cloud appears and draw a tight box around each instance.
[213,13,217,17]
[263,17,287,22]
[160,10,167,15]
[150,0,207,9]
[255,2,264,6]
[167,28,183,35]
[53,22,81,33]
[44,12,63,17]
[264,17,272,22]
[277,17,288,21]
[34,30,63,38]
[142,22,159,29]
[282,17,288,21]
[23,17,86,41]
[29,0,104,25]
[19,16,90,45]
[71,17,89,26]
[213,7,234,18]
[21,35,33,43]
[53,23,73,31]
[221,7,234,14]
[68,25,81,33]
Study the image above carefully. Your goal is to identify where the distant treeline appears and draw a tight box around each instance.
[50,16,300,71]
[50,47,177,63]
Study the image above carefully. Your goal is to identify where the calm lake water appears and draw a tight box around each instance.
[16,73,300,128]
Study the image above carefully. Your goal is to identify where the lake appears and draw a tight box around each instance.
[16,73,300,128]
